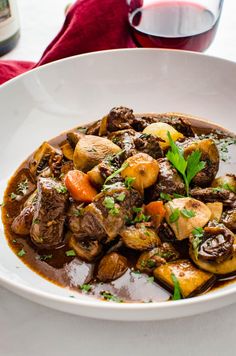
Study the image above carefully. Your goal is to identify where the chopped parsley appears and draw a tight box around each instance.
[171,273,182,300]
[166,132,205,196]
[65,250,76,257]
[77,127,87,133]
[17,179,28,195]
[180,208,196,219]
[192,227,204,259]
[217,183,236,193]
[116,192,126,202]
[55,185,67,194]
[73,204,84,217]
[10,192,17,200]
[80,284,92,293]
[32,218,40,224]
[147,276,155,283]
[103,196,120,215]
[160,192,172,201]
[169,208,180,223]
[100,291,123,303]
[18,249,26,257]
[173,193,186,199]
[104,162,129,185]
[39,254,53,261]
[124,176,136,189]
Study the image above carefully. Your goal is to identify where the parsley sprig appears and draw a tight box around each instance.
[171,273,182,300]
[166,132,205,196]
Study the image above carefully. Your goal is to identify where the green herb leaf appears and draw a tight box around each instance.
[39,254,53,261]
[166,132,205,196]
[104,162,129,184]
[10,192,17,200]
[32,218,40,224]
[160,192,172,201]
[192,227,204,259]
[18,249,26,257]
[17,179,29,195]
[133,213,150,223]
[80,284,92,293]
[171,273,182,300]
[55,185,67,194]
[65,250,76,257]
[77,127,87,133]
[116,192,126,202]
[167,132,187,176]
[103,196,115,209]
[100,291,123,303]
[220,183,236,193]
[133,207,142,213]
[124,176,136,189]
[180,208,196,219]
[169,208,180,223]
[186,150,206,186]
[147,276,154,283]
[173,193,186,199]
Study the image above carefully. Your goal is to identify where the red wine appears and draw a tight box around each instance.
[129,1,220,52]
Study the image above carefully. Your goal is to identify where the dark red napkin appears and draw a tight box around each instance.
[0,0,135,85]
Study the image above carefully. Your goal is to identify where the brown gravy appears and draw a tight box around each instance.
[2,116,236,302]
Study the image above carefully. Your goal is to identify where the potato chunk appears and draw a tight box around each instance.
[165,198,211,240]
[154,259,215,298]
[73,135,121,172]
[206,202,223,222]
[121,153,159,192]
[143,122,184,150]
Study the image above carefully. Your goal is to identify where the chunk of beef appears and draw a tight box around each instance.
[177,138,219,187]
[30,178,68,248]
[11,205,35,235]
[191,187,236,208]
[67,202,87,238]
[221,209,236,232]
[81,185,142,242]
[134,133,163,159]
[146,158,185,201]
[109,129,163,159]
[131,114,194,137]
[106,106,135,132]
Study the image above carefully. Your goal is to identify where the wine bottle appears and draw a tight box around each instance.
[0,0,20,56]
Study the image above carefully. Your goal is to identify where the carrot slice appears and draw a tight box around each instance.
[145,201,166,228]
[64,170,98,202]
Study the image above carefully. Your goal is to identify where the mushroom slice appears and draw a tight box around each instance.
[153,259,216,298]
[68,234,102,262]
[120,225,161,250]
[73,135,121,172]
[165,198,211,240]
[97,252,128,282]
[29,142,62,177]
[221,209,236,232]
[189,225,236,275]
[136,242,180,273]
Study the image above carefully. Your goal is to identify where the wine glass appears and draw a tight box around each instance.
[127,0,224,52]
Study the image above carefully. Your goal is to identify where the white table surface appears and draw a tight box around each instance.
[1,1,236,356]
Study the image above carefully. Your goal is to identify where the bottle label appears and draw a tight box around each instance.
[0,0,11,23]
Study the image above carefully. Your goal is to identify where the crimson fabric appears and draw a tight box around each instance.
[0,0,135,85]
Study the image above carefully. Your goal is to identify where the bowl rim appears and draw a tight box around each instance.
[1,47,236,313]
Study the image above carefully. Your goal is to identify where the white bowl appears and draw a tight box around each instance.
[0,49,235,321]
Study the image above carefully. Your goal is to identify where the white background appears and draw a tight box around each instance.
[1,1,236,356]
